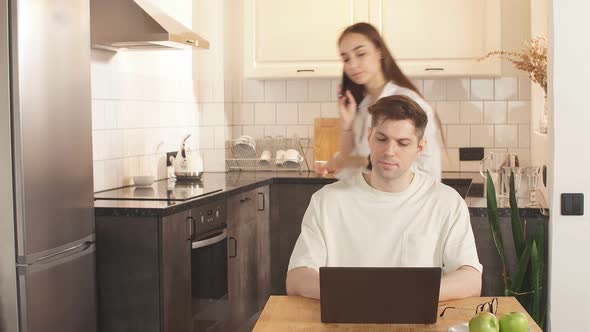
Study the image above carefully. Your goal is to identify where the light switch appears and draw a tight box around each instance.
[561,193,584,216]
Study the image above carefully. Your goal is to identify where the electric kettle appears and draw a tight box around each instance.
[169,134,203,181]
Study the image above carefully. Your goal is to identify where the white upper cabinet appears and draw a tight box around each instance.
[244,0,369,78]
[369,0,501,76]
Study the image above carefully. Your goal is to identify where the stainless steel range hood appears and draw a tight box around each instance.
[90,0,209,51]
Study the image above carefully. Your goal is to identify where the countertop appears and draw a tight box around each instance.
[95,171,549,218]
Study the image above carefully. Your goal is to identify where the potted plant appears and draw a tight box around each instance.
[485,170,546,329]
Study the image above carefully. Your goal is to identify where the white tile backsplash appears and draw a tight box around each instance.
[442,148,460,172]
[494,77,518,100]
[264,80,286,102]
[254,103,276,125]
[243,80,265,102]
[308,80,332,102]
[508,101,530,124]
[460,101,484,124]
[519,124,530,148]
[203,103,226,126]
[93,63,534,189]
[286,126,308,138]
[436,101,460,124]
[298,103,321,125]
[276,103,299,125]
[446,79,470,100]
[471,79,494,100]
[286,80,308,102]
[233,103,255,125]
[495,125,519,148]
[320,102,339,118]
[423,79,446,101]
[470,125,494,147]
[446,125,470,148]
[518,76,531,100]
[484,101,508,124]
[264,125,287,137]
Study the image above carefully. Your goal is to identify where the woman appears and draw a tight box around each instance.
[321,22,444,181]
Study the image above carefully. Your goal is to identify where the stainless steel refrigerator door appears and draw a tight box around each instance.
[17,243,97,332]
[1,0,19,331]
[10,0,95,257]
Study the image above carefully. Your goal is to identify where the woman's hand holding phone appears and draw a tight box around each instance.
[338,89,357,131]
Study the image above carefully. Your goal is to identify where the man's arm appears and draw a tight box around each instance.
[439,265,482,301]
[286,267,320,299]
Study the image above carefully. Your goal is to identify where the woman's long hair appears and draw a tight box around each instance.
[338,22,446,147]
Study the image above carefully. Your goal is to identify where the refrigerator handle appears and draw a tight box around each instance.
[31,241,93,265]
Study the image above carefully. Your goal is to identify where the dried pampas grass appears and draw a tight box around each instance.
[478,37,548,95]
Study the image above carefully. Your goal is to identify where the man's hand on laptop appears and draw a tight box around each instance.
[286,267,320,299]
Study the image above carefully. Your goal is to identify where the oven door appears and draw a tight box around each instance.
[191,228,228,332]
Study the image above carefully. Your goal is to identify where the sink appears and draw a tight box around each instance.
[441,178,472,199]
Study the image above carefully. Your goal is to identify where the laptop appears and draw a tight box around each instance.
[319,267,442,324]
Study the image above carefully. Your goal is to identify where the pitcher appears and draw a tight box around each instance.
[479,152,518,198]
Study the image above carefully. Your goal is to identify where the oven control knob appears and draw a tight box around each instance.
[215,210,219,218]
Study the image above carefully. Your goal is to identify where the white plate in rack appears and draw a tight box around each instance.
[448,322,533,332]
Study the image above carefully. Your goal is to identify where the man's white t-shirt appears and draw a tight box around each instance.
[350,82,442,182]
[288,172,483,275]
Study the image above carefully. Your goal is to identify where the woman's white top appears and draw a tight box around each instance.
[351,81,442,182]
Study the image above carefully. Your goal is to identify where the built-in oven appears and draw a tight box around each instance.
[190,198,229,332]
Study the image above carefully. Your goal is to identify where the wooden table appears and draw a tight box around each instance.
[253,296,542,331]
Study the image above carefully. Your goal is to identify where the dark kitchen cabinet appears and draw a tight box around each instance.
[226,185,270,330]
[160,211,192,332]
[96,211,192,332]
[269,183,326,295]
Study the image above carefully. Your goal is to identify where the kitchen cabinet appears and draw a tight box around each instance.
[243,0,501,78]
[96,212,192,332]
[226,186,270,330]
[160,211,192,332]
[269,183,326,295]
[243,0,369,78]
[368,0,501,77]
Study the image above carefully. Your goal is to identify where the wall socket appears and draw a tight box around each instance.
[459,147,484,161]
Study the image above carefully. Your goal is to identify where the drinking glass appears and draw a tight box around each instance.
[501,166,522,198]
[524,166,542,207]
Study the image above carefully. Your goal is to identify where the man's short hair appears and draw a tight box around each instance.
[368,95,428,139]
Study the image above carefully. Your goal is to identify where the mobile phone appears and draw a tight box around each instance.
[340,73,352,104]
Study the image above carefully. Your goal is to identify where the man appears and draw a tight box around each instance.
[286,95,482,301]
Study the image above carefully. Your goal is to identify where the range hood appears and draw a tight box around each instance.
[90,0,209,51]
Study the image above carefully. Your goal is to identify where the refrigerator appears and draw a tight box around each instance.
[0,0,97,331]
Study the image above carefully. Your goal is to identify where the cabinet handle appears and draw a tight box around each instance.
[258,192,265,211]
[240,197,251,203]
[296,69,315,73]
[228,237,238,258]
[186,216,195,241]
[425,67,444,71]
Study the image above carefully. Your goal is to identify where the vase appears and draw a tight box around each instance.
[539,95,548,134]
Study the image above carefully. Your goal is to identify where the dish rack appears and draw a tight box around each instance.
[226,137,310,172]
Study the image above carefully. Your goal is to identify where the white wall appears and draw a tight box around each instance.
[91,0,230,192]
[548,0,590,330]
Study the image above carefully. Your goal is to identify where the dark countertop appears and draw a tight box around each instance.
[95,171,549,218]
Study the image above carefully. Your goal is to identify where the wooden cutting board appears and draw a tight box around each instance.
[313,118,341,162]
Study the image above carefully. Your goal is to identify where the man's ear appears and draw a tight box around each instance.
[417,138,427,154]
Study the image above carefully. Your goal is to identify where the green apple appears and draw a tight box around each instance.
[469,312,500,332]
[499,312,529,332]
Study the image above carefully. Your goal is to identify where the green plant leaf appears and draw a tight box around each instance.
[511,239,532,293]
[530,239,542,323]
[509,170,526,258]
[532,225,545,325]
[486,170,509,291]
